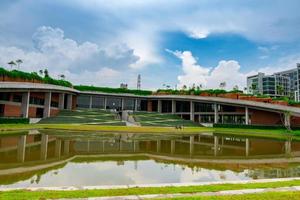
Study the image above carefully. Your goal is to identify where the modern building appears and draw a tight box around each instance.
[1,81,300,127]
[247,63,300,101]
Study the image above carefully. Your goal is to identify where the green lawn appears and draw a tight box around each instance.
[1,179,300,200]
[133,112,200,127]
[163,192,300,200]
[39,109,125,126]
[1,124,300,141]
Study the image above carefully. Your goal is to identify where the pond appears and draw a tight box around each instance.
[0,130,299,188]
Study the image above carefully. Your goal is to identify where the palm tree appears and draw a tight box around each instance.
[39,70,44,76]
[16,59,23,69]
[7,61,16,69]
[219,82,226,89]
[59,74,66,80]
[44,69,49,78]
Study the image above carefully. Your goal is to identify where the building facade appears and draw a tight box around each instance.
[1,81,300,127]
[247,63,300,100]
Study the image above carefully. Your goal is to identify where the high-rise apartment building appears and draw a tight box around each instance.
[247,63,300,101]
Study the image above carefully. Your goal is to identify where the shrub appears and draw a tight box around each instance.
[74,85,152,96]
[288,100,300,105]
[0,118,29,124]
[213,123,285,129]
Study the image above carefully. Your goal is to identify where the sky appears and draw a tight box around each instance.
[0,0,300,90]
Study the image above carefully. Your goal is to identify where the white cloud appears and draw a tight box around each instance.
[168,49,247,90]
[0,26,140,87]
[186,29,210,39]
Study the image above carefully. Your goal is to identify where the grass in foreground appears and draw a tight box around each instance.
[1,180,300,200]
[163,191,300,200]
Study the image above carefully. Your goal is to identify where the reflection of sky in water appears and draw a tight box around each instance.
[0,160,251,188]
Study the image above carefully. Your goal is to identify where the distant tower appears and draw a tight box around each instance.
[137,74,141,90]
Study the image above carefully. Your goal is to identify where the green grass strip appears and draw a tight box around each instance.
[1,179,300,200]
[160,191,300,200]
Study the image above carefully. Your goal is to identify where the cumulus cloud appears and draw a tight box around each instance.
[0,26,140,87]
[167,49,247,90]
[186,29,210,39]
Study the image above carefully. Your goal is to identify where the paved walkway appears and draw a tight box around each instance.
[59,186,300,199]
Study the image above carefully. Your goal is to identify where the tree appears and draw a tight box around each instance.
[219,82,226,89]
[182,85,187,90]
[7,61,16,69]
[39,70,44,76]
[44,69,49,78]
[233,85,239,91]
[191,83,196,90]
[59,74,66,80]
[276,84,284,96]
[16,59,23,69]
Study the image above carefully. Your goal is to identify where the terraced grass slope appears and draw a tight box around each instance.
[39,109,125,125]
[132,112,200,127]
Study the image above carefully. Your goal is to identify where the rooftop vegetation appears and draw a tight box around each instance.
[156,88,243,95]
[74,85,152,96]
[0,67,72,87]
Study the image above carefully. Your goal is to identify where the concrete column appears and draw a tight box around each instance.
[157,100,162,113]
[157,140,161,152]
[40,134,48,160]
[87,140,90,152]
[43,92,51,118]
[285,140,292,155]
[171,140,175,154]
[214,103,219,124]
[58,93,65,110]
[119,140,123,151]
[190,101,194,121]
[245,107,249,125]
[66,94,72,110]
[102,141,105,152]
[104,97,107,110]
[133,140,139,152]
[21,92,30,118]
[190,136,194,155]
[134,99,138,111]
[172,100,176,114]
[245,138,250,157]
[55,139,62,158]
[284,113,291,129]
[64,140,70,155]
[89,96,93,109]
[17,135,27,162]
[121,98,124,110]
[214,136,218,156]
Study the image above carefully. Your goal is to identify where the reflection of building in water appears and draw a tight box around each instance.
[248,167,300,179]
[1,131,300,184]
[0,132,299,165]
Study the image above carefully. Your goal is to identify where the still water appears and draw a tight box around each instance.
[0,130,299,188]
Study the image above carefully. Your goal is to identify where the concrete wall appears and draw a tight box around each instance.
[250,109,282,125]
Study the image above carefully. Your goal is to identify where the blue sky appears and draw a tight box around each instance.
[0,0,300,90]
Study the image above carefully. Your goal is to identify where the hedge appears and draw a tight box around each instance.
[74,85,152,96]
[0,118,29,124]
[213,123,286,130]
